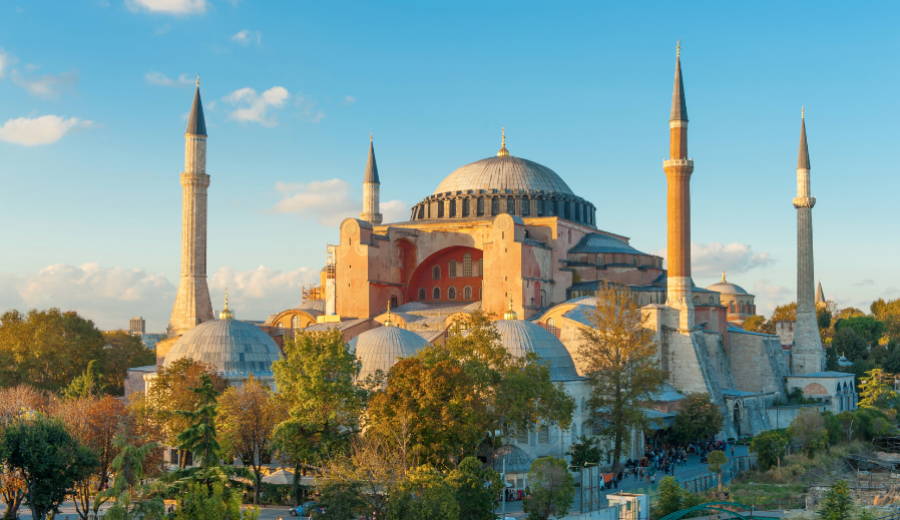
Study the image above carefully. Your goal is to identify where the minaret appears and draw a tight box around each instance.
[360,134,383,225]
[815,280,826,307]
[168,77,214,337]
[663,42,695,331]
[791,108,823,374]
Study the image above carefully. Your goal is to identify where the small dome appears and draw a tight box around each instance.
[433,155,574,196]
[706,271,749,296]
[495,320,580,381]
[488,444,533,473]
[164,319,281,374]
[349,326,430,381]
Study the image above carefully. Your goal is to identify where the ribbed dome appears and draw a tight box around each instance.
[349,326,430,381]
[707,281,749,295]
[488,444,533,473]
[495,320,580,381]
[164,319,281,374]
[433,156,574,196]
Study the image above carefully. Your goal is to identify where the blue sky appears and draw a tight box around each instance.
[0,0,897,331]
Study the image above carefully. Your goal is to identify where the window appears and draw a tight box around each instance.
[547,199,556,216]
[547,318,557,335]
[278,323,285,332]
[516,429,528,444]
[477,197,485,216]
[538,426,549,444]
[391,296,398,309]
[709,296,714,304]
[449,260,457,278]
[729,302,735,313]
[537,197,545,217]
[693,296,700,304]
[462,198,470,217]
[473,259,482,277]
[432,265,441,280]
[437,200,444,218]
[563,201,570,220]
[491,197,500,216]
[507,197,515,214]
[522,196,530,216]
[463,253,472,277]
[448,287,457,300]
[433,287,441,300]
[449,200,456,217]
[291,315,302,329]
[463,286,472,300]
[418,288,426,301]
[541,290,547,307]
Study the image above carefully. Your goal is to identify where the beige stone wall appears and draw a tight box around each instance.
[727,330,789,395]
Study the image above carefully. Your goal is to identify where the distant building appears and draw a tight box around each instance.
[129,317,146,335]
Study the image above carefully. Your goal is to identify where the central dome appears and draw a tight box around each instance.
[433,155,574,196]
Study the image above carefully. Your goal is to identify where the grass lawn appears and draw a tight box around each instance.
[725,482,806,506]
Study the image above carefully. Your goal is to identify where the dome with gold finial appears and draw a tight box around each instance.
[348,323,430,383]
[503,297,518,320]
[706,271,749,296]
[219,288,234,320]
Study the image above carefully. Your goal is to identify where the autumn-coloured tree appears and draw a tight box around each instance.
[101,330,156,395]
[787,408,827,458]
[218,375,287,504]
[0,385,49,520]
[859,368,899,410]
[872,298,900,343]
[578,284,666,471]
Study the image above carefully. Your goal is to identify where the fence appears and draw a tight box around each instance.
[678,455,757,495]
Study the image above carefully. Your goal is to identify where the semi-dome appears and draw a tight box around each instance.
[348,325,430,382]
[433,155,574,196]
[495,319,580,381]
[163,318,281,374]
[706,271,749,295]
[488,444,533,473]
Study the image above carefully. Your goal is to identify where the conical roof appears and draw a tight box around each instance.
[364,136,379,183]
[186,85,207,136]
[798,113,810,170]
[670,47,688,122]
[816,280,825,304]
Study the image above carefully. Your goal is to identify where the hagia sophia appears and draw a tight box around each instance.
[132,45,858,473]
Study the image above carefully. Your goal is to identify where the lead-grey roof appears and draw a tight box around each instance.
[786,371,854,379]
[433,155,574,196]
[495,320,581,381]
[164,319,281,374]
[568,233,647,255]
[488,444,533,473]
[186,86,207,136]
[670,55,688,122]
[348,326,430,382]
[364,138,379,183]
[706,281,749,296]
[798,116,810,170]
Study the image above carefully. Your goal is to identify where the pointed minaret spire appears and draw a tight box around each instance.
[798,107,810,170]
[816,280,825,306]
[186,79,207,137]
[670,41,688,124]
[360,134,383,225]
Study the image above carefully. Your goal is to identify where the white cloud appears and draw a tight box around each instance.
[144,71,193,87]
[753,279,791,316]
[883,287,900,296]
[656,242,773,278]
[0,115,95,146]
[342,95,356,105]
[222,86,289,127]
[272,179,409,226]
[0,48,18,79]
[12,68,79,99]
[209,266,320,320]
[231,30,261,46]
[853,279,874,287]
[127,0,207,15]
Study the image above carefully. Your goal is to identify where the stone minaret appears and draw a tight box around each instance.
[360,134,383,225]
[168,78,214,337]
[663,42,695,331]
[791,108,824,374]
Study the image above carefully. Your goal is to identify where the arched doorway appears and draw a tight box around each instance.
[733,403,742,437]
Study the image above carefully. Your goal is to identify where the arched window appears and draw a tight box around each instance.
[547,318,557,334]
[448,287,457,300]
[709,296,714,304]
[516,429,528,444]
[473,259,482,277]
[417,206,425,219]
[738,302,744,313]
[463,253,472,277]
[729,302,736,313]
[491,197,500,216]
[432,287,441,300]
[548,198,556,216]
[432,265,440,280]
[437,200,444,218]
[537,197,545,217]
[418,288,426,301]
[449,260,457,278]
[507,197,515,214]
[538,426,549,444]
[563,201,570,220]
[291,315,302,329]
[463,286,472,300]
[522,196,530,216]
[477,197,485,216]
[693,296,701,305]
[449,200,456,218]
[541,290,547,307]
[462,198,470,217]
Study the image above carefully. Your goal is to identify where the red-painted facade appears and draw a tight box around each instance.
[407,246,483,303]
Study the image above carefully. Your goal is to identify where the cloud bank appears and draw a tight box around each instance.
[655,242,773,278]
[0,115,95,146]
[223,86,289,127]
[127,0,207,15]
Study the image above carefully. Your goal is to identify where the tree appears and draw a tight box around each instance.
[0,309,105,392]
[656,476,687,518]
[707,450,727,492]
[832,328,868,363]
[218,375,287,504]
[523,457,575,520]
[821,411,843,445]
[743,315,773,334]
[868,340,900,373]
[0,468,25,520]
[771,303,798,324]
[272,328,367,505]
[0,385,49,520]
[386,465,459,520]
[102,331,156,395]
[671,393,725,443]
[174,482,259,520]
[578,284,666,471]
[63,359,107,399]
[787,408,827,458]
[750,430,786,470]
[859,368,899,410]
[447,457,502,520]
[836,316,886,347]
[871,298,900,343]
[566,435,602,468]
[817,480,853,520]
[0,414,99,520]
[95,435,166,520]
[175,373,221,468]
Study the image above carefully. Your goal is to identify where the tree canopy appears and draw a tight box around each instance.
[671,393,724,443]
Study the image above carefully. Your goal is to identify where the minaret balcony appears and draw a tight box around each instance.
[792,196,816,209]
[663,159,693,168]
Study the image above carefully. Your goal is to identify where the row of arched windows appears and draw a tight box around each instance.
[413,195,595,226]
[432,254,481,280]
[728,301,755,314]
[417,286,477,301]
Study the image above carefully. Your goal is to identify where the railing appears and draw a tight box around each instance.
[678,456,757,495]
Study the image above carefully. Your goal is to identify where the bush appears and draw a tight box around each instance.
[751,431,787,470]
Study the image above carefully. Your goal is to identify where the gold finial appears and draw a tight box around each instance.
[196,74,200,88]
[503,296,518,320]
[801,106,805,119]
[370,132,373,142]
[721,270,726,282]
[219,288,234,320]
[676,40,681,58]
[384,300,393,327]
[497,127,510,157]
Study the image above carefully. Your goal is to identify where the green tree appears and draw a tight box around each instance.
[707,450,727,492]
[523,457,575,520]
[859,368,899,410]
[821,411,843,445]
[671,393,725,443]
[578,284,666,471]
[175,374,221,468]
[565,435,602,468]
[833,328,868,363]
[871,298,900,342]
[743,315,773,334]
[656,476,687,518]
[272,328,367,505]
[0,414,99,520]
[386,465,459,520]
[836,316,886,347]
[750,430,787,470]
[95,436,166,520]
[447,457,502,520]
[771,303,798,324]
[63,359,107,399]
[317,481,368,520]
[174,481,259,520]
[817,480,853,520]
[868,340,900,373]
[787,408,827,458]
[101,331,156,395]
